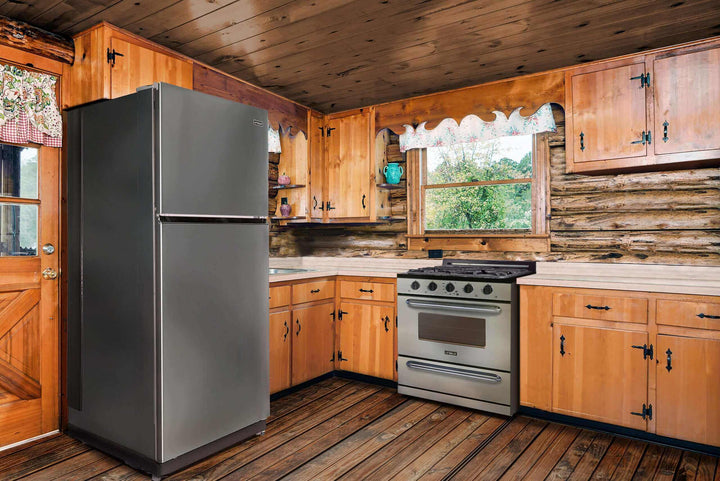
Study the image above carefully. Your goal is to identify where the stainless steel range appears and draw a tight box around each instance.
[397,259,536,416]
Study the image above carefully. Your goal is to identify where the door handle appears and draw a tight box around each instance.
[359,288,374,293]
[579,131,585,151]
[283,321,289,341]
[585,304,610,311]
[42,267,58,280]
[406,361,502,383]
[560,335,566,356]
[361,194,366,209]
[296,319,301,336]
[665,348,672,372]
[310,289,320,293]
[697,312,720,320]
[383,316,389,332]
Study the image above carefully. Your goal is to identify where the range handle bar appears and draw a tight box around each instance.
[406,360,502,383]
[405,299,501,315]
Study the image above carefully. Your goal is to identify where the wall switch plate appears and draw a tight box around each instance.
[428,249,443,258]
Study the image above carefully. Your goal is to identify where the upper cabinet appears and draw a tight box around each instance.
[62,23,193,109]
[566,39,720,174]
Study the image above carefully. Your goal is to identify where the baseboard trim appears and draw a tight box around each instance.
[521,406,720,457]
[270,370,397,401]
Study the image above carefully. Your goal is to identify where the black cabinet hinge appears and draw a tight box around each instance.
[330,351,335,362]
[631,403,652,420]
[631,343,654,360]
[630,72,650,88]
[106,48,124,66]
[330,310,336,321]
[337,309,348,320]
[326,127,336,136]
[338,350,348,362]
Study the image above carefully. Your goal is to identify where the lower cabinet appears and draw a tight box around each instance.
[292,300,336,385]
[337,302,395,379]
[269,310,292,393]
[655,334,720,446]
[552,323,649,430]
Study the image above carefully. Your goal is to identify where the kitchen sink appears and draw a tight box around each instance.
[269,268,311,275]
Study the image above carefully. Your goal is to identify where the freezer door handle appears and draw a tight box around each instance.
[157,214,267,224]
[405,360,502,383]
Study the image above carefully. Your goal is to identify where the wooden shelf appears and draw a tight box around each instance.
[377,182,405,190]
[272,184,306,190]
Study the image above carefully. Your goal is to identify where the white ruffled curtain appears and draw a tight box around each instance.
[399,103,556,152]
[0,64,62,147]
[268,126,281,153]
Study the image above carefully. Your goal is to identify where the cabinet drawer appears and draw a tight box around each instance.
[269,285,290,309]
[292,279,335,304]
[656,299,720,330]
[339,280,395,302]
[553,292,647,323]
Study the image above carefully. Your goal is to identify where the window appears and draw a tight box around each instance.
[0,144,39,256]
[407,134,549,252]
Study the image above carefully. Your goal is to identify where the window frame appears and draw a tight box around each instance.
[406,133,550,252]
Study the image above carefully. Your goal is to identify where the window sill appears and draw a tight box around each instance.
[406,234,549,252]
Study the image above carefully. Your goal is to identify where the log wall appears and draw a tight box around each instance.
[270,105,720,265]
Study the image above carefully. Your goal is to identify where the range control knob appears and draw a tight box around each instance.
[428,282,438,291]
[410,281,420,290]
[463,284,474,293]
[483,284,493,295]
[446,283,455,292]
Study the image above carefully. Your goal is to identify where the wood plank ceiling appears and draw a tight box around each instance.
[2,0,720,112]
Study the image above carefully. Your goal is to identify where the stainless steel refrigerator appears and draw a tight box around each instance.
[66,83,270,478]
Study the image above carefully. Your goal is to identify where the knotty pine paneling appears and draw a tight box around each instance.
[270,106,720,264]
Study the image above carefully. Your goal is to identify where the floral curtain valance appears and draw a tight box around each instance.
[0,65,62,148]
[268,127,281,153]
[398,103,556,153]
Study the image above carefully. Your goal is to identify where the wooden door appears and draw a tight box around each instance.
[269,310,291,394]
[110,37,193,99]
[552,324,649,430]
[0,144,59,447]
[653,45,720,155]
[338,302,395,380]
[570,62,648,163]
[309,111,325,220]
[291,301,335,385]
[325,111,371,219]
[656,335,720,446]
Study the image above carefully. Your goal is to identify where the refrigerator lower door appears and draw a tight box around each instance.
[158,221,269,462]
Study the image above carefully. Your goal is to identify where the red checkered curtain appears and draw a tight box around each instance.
[0,65,62,147]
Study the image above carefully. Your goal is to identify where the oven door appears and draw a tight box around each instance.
[398,294,512,371]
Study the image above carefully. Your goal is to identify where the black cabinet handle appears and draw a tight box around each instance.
[361,194,366,209]
[579,132,585,152]
[585,304,610,311]
[313,196,318,209]
[666,348,673,372]
[296,319,301,336]
[311,289,320,293]
[697,313,720,320]
[560,335,565,356]
[283,321,289,341]
[383,316,390,332]
[662,120,669,142]
[359,288,374,293]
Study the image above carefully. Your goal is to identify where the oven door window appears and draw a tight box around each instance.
[418,313,486,347]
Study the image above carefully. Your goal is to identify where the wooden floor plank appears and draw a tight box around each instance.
[545,429,598,480]
[222,390,404,480]
[498,422,565,480]
[0,436,76,469]
[0,438,90,481]
[611,440,648,481]
[85,465,150,480]
[447,416,531,479]
[472,418,548,480]
[344,408,474,480]
[588,437,631,480]
[16,449,120,481]
[268,377,351,423]
[388,412,492,481]
[653,447,684,481]
[0,433,63,461]
[694,454,719,481]
[418,416,508,481]
[521,425,582,480]
[567,432,615,480]
[632,444,665,481]
[674,451,701,481]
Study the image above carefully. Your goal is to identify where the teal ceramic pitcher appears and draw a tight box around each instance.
[383,162,404,184]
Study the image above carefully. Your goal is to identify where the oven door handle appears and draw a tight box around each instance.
[406,361,502,383]
[405,299,502,315]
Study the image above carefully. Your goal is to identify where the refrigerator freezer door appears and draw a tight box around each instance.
[158,221,269,462]
[157,83,269,217]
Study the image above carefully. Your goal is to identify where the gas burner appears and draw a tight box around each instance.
[401,259,535,282]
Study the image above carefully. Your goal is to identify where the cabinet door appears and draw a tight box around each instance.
[309,111,326,219]
[552,324,649,430]
[656,335,720,446]
[292,301,335,385]
[110,37,193,99]
[570,62,648,163]
[269,311,291,394]
[326,111,371,219]
[653,46,720,155]
[338,302,395,380]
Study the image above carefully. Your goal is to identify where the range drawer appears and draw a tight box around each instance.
[269,285,290,309]
[339,280,395,302]
[292,279,335,304]
[656,299,720,330]
[553,291,648,323]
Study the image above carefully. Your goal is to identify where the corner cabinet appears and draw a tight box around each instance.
[565,38,720,174]
[62,23,193,109]
[520,286,720,448]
